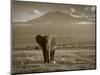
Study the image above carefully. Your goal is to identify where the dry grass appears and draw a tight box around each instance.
[11,47,96,74]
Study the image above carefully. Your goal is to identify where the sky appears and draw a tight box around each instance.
[12,0,96,22]
[12,0,96,41]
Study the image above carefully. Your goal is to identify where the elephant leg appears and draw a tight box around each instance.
[45,49,50,63]
[42,49,46,63]
[42,44,48,63]
[42,48,50,63]
[50,49,55,61]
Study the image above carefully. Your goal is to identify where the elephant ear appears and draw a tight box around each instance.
[36,35,45,47]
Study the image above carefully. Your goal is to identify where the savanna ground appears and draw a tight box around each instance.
[12,45,96,74]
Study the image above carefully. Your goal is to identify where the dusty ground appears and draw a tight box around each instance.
[12,47,96,74]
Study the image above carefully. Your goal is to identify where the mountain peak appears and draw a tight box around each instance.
[26,11,75,24]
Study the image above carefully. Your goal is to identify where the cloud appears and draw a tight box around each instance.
[91,6,96,12]
[70,13,89,18]
[61,9,89,19]
[33,9,41,14]
[28,9,43,15]
[84,7,89,11]
[69,6,96,19]
[26,9,47,22]
[84,6,96,12]
[70,8,76,13]
[70,21,94,25]
[22,19,27,22]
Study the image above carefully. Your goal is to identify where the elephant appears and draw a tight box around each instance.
[35,34,56,63]
[36,35,49,63]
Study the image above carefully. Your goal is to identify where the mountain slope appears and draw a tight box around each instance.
[12,11,95,42]
[26,11,81,24]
